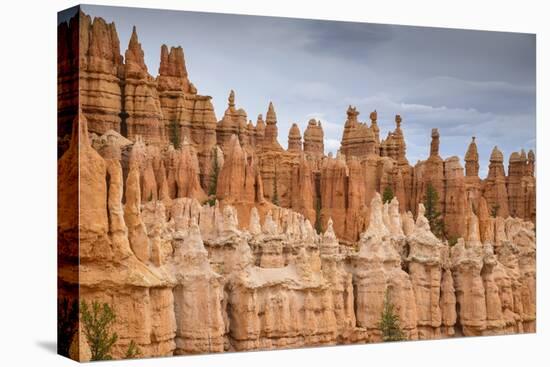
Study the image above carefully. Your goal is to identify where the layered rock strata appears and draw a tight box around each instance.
[59,116,537,359]
[58,10,537,361]
[63,11,537,239]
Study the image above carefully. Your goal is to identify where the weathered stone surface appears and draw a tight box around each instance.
[450,202,536,336]
[175,138,207,202]
[123,28,165,145]
[319,156,346,236]
[171,218,225,354]
[444,157,467,239]
[465,137,479,177]
[61,11,536,361]
[287,123,302,153]
[353,194,418,341]
[411,128,445,217]
[289,156,316,225]
[483,146,510,218]
[303,119,324,159]
[78,12,123,135]
[507,150,536,222]
[407,202,446,339]
[263,102,283,151]
[157,44,192,93]
[340,107,377,158]
[216,135,265,226]
[216,90,251,151]
[124,139,151,263]
[380,115,407,165]
[60,113,177,361]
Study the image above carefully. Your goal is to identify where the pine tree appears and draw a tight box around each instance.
[272,170,279,206]
[424,183,445,239]
[491,204,500,218]
[168,120,181,149]
[80,300,118,361]
[448,236,458,246]
[382,186,394,204]
[315,196,322,234]
[207,149,220,206]
[124,340,141,359]
[379,290,405,342]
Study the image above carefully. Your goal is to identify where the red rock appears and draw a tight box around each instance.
[507,149,536,222]
[411,129,445,218]
[157,45,192,93]
[79,12,123,135]
[124,26,148,78]
[175,138,207,202]
[340,106,377,158]
[216,90,250,151]
[287,123,302,152]
[465,137,480,177]
[61,12,538,360]
[444,157,467,239]
[303,119,324,159]
[263,102,283,151]
[482,146,510,218]
[216,135,265,225]
[254,114,266,151]
[289,156,316,225]
[123,28,165,145]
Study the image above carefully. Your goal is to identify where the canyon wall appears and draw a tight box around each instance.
[57,10,537,361]
[58,116,536,359]
[58,10,536,243]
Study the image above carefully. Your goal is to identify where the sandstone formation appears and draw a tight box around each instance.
[123,27,165,145]
[340,107,377,158]
[303,119,324,159]
[288,123,302,153]
[78,12,123,136]
[61,10,536,237]
[216,90,250,151]
[263,102,283,151]
[58,10,536,361]
[482,146,510,218]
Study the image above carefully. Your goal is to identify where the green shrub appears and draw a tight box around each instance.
[272,171,279,206]
[208,149,220,198]
[124,340,141,359]
[491,204,500,218]
[424,183,445,239]
[379,290,405,342]
[168,120,181,149]
[448,236,458,246]
[315,196,322,234]
[80,300,118,361]
[382,186,394,204]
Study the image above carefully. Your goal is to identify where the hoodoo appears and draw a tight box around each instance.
[58,10,536,361]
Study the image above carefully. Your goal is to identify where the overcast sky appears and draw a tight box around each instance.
[64,5,536,177]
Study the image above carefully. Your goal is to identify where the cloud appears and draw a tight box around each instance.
[402,76,535,114]
[344,93,535,176]
[302,20,394,60]
[288,82,338,102]
[325,138,341,153]
[81,5,536,177]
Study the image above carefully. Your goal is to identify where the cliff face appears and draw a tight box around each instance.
[78,12,123,136]
[58,10,536,361]
[68,10,536,236]
[60,118,536,360]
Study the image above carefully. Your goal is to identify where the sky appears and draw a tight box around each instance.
[61,5,536,177]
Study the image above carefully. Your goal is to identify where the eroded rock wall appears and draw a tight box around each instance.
[59,11,537,361]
